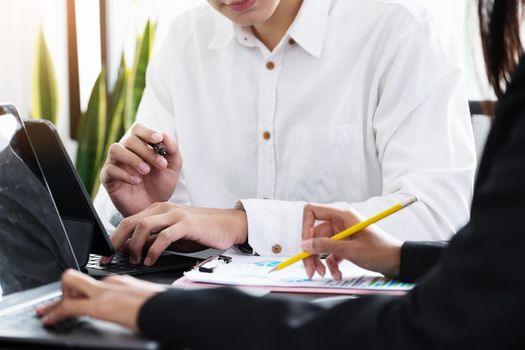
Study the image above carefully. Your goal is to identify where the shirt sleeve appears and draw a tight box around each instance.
[353,18,476,241]
[241,18,476,256]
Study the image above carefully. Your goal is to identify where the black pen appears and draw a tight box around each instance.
[149,142,167,157]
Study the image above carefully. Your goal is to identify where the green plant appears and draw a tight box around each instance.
[76,69,107,198]
[75,21,156,197]
[125,20,156,129]
[31,26,60,125]
[105,54,129,153]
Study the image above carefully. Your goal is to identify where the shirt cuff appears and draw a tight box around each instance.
[237,199,306,256]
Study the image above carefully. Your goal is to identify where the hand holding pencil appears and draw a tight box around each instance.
[270,197,417,280]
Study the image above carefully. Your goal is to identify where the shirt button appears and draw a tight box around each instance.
[272,244,282,254]
[262,131,271,140]
[266,61,275,70]
[288,38,296,45]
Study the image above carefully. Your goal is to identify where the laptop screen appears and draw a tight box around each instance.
[0,105,79,299]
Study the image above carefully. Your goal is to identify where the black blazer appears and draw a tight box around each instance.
[137,60,525,349]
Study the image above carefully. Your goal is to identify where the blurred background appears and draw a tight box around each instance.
[0,0,492,196]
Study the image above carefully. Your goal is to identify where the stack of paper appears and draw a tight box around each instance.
[175,250,414,296]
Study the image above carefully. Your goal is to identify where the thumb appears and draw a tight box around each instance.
[161,133,182,170]
[301,237,346,256]
[61,269,101,298]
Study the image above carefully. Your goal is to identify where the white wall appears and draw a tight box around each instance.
[0,0,74,153]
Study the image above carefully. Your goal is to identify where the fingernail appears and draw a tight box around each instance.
[151,133,163,142]
[131,176,141,184]
[138,162,150,174]
[156,157,167,168]
[307,269,314,279]
[144,257,152,266]
[301,239,313,252]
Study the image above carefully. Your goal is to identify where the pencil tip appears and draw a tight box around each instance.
[268,267,278,273]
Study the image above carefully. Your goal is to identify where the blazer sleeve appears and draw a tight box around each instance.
[399,241,447,282]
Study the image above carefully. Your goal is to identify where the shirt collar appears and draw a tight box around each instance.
[287,0,332,58]
[208,14,236,50]
[209,0,332,57]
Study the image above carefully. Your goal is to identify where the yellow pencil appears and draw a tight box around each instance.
[268,196,418,273]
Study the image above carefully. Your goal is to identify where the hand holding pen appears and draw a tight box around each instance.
[100,123,182,218]
[297,201,415,280]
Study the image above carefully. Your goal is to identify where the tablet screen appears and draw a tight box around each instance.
[0,105,79,298]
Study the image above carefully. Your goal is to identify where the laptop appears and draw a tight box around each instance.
[0,104,158,348]
[22,116,199,276]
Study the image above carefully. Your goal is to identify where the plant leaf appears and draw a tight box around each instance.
[105,54,129,152]
[125,20,156,129]
[31,26,60,125]
[76,69,107,197]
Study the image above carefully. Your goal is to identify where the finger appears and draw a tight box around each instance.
[107,205,167,254]
[302,221,331,278]
[314,257,326,277]
[312,221,335,238]
[36,302,57,317]
[302,206,316,241]
[121,235,157,257]
[328,253,343,265]
[122,135,168,170]
[143,234,158,252]
[100,163,142,186]
[99,253,114,265]
[106,203,181,261]
[60,269,100,298]
[160,133,182,171]
[129,123,164,144]
[303,204,349,223]
[303,256,317,279]
[107,217,140,256]
[326,254,343,281]
[39,269,100,317]
[41,299,92,327]
[107,143,152,176]
[145,226,188,266]
[127,213,179,264]
[302,237,349,257]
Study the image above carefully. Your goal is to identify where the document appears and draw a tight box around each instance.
[175,249,414,295]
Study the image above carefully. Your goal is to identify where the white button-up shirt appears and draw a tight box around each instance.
[95,0,476,256]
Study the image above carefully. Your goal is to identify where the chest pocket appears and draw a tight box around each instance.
[285,124,361,203]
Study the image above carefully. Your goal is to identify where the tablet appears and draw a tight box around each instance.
[24,120,114,262]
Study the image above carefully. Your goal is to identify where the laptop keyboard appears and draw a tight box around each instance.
[0,295,87,334]
[87,251,198,275]
[0,296,60,326]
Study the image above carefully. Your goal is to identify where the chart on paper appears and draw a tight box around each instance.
[183,253,414,293]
